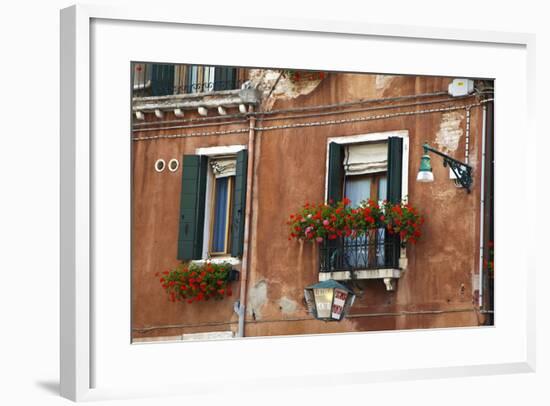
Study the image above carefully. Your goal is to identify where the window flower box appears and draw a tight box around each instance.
[287,198,424,290]
[156,261,235,304]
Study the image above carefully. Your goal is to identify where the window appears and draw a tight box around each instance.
[132,63,243,97]
[210,176,234,255]
[132,63,175,97]
[322,134,406,273]
[344,172,387,268]
[132,63,152,93]
[343,142,389,269]
[179,66,238,93]
[208,157,237,256]
[132,63,240,97]
[176,149,248,261]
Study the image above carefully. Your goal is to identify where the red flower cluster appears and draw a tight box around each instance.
[156,262,233,304]
[283,70,327,82]
[384,202,425,245]
[287,198,424,246]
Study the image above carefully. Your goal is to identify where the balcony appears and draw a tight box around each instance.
[318,229,404,290]
[132,64,260,118]
[133,63,244,97]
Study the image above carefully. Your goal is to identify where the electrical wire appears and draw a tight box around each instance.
[132,95,475,133]
[132,90,453,128]
[132,99,493,142]
[132,307,487,333]
[133,118,248,133]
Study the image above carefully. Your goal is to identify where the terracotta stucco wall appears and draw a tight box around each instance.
[132,72,487,340]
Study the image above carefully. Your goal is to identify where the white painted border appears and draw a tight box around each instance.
[60,4,536,402]
[326,130,410,203]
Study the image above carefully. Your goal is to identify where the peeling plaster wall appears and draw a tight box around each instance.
[435,111,464,152]
[375,75,395,91]
[248,69,324,111]
[278,297,298,314]
[247,280,268,319]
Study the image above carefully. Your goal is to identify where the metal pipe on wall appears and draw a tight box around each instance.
[236,105,256,337]
[478,105,487,308]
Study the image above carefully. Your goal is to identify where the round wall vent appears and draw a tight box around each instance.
[154,159,166,172]
[168,158,179,172]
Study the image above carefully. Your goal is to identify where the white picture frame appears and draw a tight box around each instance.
[60,4,536,402]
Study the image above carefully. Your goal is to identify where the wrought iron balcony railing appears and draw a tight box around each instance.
[319,229,400,273]
[132,63,243,97]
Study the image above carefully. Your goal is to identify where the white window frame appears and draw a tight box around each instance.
[325,130,409,204]
[323,130,410,287]
[194,144,247,265]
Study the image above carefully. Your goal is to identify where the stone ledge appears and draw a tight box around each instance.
[132,88,261,112]
[132,330,234,344]
[319,268,403,291]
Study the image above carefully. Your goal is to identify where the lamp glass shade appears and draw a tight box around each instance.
[417,170,434,182]
[313,287,334,319]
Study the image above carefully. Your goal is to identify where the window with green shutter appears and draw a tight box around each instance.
[230,150,248,258]
[151,64,175,96]
[177,155,208,261]
[327,142,344,204]
[214,67,237,91]
[185,66,238,93]
[177,150,248,261]
[387,137,403,204]
[322,137,404,271]
[386,136,404,268]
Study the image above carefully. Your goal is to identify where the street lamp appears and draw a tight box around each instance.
[416,143,473,192]
[304,280,356,321]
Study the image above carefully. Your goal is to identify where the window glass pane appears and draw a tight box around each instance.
[344,176,371,207]
[378,176,388,202]
[344,176,369,269]
[212,177,229,252]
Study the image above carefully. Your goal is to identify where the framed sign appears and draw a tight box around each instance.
[60,4,535,402]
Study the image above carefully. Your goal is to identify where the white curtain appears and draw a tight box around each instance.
[344,142,387,175]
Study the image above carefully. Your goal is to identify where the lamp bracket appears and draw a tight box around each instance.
[423,143,473,193]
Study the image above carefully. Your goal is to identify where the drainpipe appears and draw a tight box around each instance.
[236,105,256,337]
[478,105,487,308]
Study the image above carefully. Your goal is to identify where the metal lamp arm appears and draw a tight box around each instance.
[422,143,473,192]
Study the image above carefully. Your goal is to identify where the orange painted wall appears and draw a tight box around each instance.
[132,72,488,340]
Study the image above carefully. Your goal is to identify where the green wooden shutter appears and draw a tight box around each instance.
[214,67,237,91]
[231,150,248,258]
[387,137,403,204]
[327,142,344,204]
[151,64,175,96]
[386,137,404,267]
[326,142,345,266]
[177,155,208,261]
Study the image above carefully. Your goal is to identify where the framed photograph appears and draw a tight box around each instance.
[60,4,535,402]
